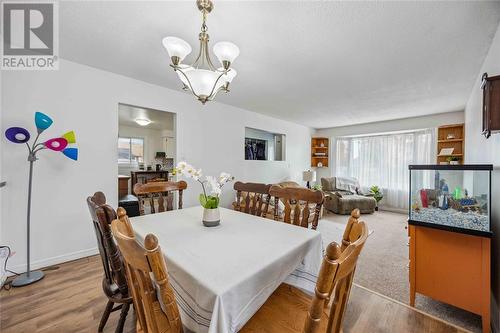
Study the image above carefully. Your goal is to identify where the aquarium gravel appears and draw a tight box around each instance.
[410,207,489,232]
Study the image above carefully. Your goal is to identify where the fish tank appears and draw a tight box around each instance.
[408,164,492,237]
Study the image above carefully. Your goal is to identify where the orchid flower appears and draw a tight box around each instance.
[175,161,233,209]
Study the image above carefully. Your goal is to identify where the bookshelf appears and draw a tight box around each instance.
[437,124,465,165]
[311,137,329,168]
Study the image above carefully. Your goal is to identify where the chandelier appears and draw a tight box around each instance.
[162,0,239,104]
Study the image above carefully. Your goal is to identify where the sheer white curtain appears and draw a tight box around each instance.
[335,129,436,210]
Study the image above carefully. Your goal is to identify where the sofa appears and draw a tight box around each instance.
[321,177,376,214]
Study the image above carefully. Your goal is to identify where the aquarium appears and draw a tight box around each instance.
[409,165,492,236]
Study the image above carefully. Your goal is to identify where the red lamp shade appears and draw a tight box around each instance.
[44,138,68,151]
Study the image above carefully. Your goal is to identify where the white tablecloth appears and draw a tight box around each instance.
[131,206,323,333]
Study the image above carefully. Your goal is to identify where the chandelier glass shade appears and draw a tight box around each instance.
[162,0,239,104]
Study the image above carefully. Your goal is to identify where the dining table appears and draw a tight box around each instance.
[130,206,323,333]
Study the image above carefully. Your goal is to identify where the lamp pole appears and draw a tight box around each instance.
[11,147,45,286]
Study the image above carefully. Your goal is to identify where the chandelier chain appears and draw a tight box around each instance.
[201,10,208,32]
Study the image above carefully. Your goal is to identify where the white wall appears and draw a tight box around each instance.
[463,23,500,333]
[1,59,312,273]
[313,111,464,182]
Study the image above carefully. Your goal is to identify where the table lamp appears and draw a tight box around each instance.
[302,170,316,189]
[4,112,78,287]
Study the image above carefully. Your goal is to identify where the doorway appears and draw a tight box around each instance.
[117,103,176,205]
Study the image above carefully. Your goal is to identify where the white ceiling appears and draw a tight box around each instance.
[60,1,500,129]
[118,104,174,130]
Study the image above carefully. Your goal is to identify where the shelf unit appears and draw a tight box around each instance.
[311,137,329,168]
[437,124,465,165]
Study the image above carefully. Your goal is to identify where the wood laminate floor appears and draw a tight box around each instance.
[0,255,469,333]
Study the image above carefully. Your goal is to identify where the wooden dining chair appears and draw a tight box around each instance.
[111,207,182,333]
[233,181,272,218]
[269,184,324,230]
[241,209,368,333]
[86,192,132,333]
[133,180,187,215]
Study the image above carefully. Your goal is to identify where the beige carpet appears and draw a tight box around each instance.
[317,210,482,333]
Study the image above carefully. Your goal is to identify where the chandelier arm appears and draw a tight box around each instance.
[200,39,207,68]
[204,41,216,71]
[207,72,228,99]
[192,39,204,68]
[208,86,226,101]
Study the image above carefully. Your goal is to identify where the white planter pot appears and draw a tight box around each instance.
[202,207,220,227]
[450,161,459,165]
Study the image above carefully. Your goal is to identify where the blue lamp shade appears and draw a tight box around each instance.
[45,138,68,152]
[62,147,78,160]
[5,127,31,143]
[35,112,53,133]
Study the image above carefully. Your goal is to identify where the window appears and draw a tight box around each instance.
[118,137,144,164]
[335,128,436,210]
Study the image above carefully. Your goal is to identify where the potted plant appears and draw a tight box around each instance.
[446,156,460,165]
[370,185,384,211]
[312,184,322,191]
[175,162,234,227]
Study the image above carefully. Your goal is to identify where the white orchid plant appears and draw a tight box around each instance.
[174,162,234,209]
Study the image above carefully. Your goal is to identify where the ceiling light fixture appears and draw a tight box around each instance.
[135,118,151,126]
[162,0,239,105]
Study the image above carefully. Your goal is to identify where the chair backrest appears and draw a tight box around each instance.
[86,192,128,297]
[269,185,324,230]
[303,210,368,333]
[340,209,363,251]
[133,181,187,215]
[233,181,272,217]
[111,207,182,333]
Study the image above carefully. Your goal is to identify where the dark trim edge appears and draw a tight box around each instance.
[408,219,493,238]
[409,164,493,171]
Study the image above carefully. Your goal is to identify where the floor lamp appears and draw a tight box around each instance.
[4,112,78,287]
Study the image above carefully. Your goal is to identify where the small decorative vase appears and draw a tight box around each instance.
[202,207,220,227]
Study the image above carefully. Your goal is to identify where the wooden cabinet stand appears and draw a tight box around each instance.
[409,224,491,333]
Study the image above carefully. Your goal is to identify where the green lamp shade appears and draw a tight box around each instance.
[62,131,76,144]
[35,112,53,133]
[5,127,31,143]
[45,138,68,152]
[62,147,78,160]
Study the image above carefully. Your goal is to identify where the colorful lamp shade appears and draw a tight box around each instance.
[5,127,31,143]
[62,147,78,161]
[44,138,68,152]
[62,131,76,144]
[35,112,53,133]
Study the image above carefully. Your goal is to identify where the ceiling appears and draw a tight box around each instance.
[60,1,500,128]
[118,104,174,130]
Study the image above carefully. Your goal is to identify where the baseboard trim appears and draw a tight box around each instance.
[8,247,99,276]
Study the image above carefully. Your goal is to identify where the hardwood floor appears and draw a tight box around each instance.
[0,255,469,333]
